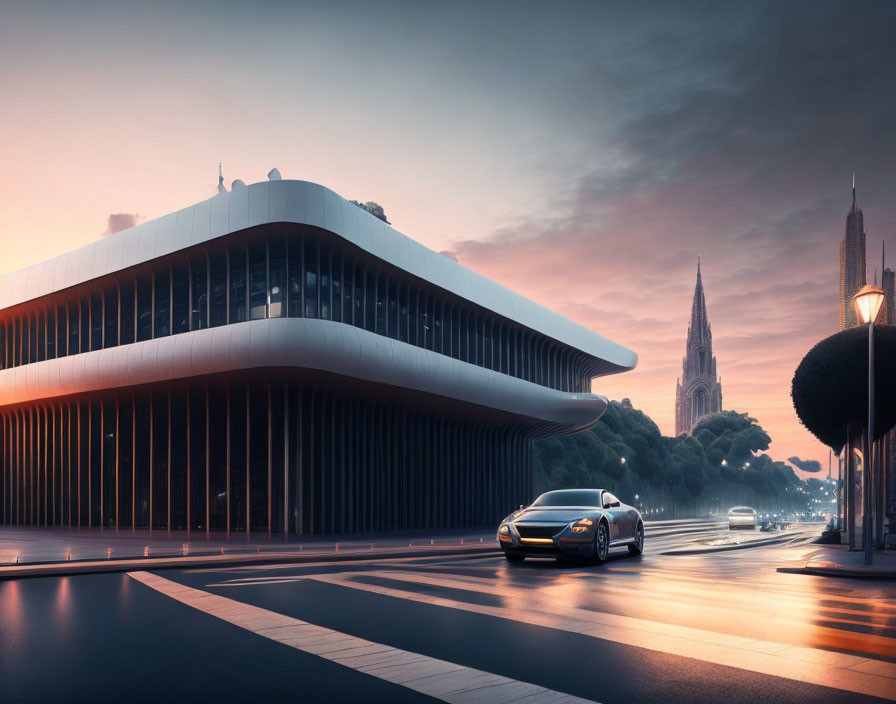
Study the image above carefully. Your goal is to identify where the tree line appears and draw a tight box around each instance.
[534,400,818,518]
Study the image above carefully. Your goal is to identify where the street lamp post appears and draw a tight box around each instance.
[852,284,885,567]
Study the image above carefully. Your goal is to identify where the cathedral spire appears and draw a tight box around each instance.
[687,257,709,347]
[676,259,722,436]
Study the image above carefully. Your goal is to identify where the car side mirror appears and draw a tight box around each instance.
[604,501,620,508]
[519,504,526,511]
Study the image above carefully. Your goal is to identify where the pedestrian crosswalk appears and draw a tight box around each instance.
[204,555,896,700]
[128,570,599,704]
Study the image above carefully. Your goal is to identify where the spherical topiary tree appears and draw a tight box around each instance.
[792,325,896,450]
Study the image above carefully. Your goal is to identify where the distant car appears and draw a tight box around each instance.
[728,506,757,530]
[497,489,643,564]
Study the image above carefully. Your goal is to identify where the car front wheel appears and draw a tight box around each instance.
[592,522,609,564]
[628,521,644,556]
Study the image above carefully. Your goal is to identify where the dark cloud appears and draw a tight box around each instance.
[787,457,822,474]
[103,213,140,236]
[444,1,896,468]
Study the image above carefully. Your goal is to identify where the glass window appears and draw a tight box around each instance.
[90,293,103,350]
[387,278,398,339]
[248,241,267,320]
[118,398,133,529]
[428,298,437,352]
[229,247,247,324]
[331,251,342,323]
[154,268,170,337]
[80,298,90,352]
[398,284,409,343]
[208,386,227,531]
[134,395,150,527]
[170,393,187,530]
[68,302,79,354]
[172,264,188,334]
[418,293,428,348]
[319,245,331,321]
[188,390,207,532]
[304,238,318,318]
[37,310,46,362]
[136,275,152,342]
[433,301,443,354]
[269,237,285,318]
[407,287,418,346]
[353,265,364,328]
[152,395,168,529]
[343,258,354,326]
[120,280,134,345]
[29,313,37,363]
[229,384,246,532]
[287,236,302,318]
[209,252,226,327]
[376,276,386,335]
[366,272,377,333]
[191,257,208,329]
[104,286,118,348]
[18,316,25,365]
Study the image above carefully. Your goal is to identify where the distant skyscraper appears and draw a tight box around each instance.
[675,260,723,436]
[839,176,867,330]
[882,243,895,325]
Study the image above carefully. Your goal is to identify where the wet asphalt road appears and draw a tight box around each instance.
[1,526,894,703]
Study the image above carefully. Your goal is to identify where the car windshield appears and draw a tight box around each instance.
[729,507,754,514]
[531,490,602,507]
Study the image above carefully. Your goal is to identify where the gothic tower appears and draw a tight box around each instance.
[675,259,723,435]
[839,175,867,330]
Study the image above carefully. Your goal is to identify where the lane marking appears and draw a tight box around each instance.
[279,569,896,701]
[126,571,598,704]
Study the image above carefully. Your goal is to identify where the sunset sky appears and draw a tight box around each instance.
[2,1,895,477]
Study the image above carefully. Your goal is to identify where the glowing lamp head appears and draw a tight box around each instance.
[852,284,885,324]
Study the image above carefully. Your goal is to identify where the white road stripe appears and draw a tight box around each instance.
[126,571,598,704]
[286,569,896,701]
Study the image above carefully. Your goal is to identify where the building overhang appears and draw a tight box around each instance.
[0,318,608,436]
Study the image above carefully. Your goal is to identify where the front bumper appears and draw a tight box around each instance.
[498,527,596,559]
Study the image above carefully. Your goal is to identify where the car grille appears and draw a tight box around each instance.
[516,524,565,539]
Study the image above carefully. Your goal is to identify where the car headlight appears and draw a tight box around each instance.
[570,517,594,534]
[498,524,510,535]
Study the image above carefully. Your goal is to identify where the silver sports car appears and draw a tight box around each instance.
[497,489,643,563]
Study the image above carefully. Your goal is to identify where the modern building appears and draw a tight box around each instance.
[839,176,867,330]
[0,174,636,535]
[675,259,722,436]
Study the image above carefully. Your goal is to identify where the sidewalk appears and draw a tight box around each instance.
[777,543,896,579]
[0,527,500,580]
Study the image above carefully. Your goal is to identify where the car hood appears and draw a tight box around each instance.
[513,508,601,524]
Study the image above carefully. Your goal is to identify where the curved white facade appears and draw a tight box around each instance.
[0,179,636,375]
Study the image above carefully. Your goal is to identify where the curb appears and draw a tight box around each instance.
[0,545,501,581]
[776,566,896,580]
